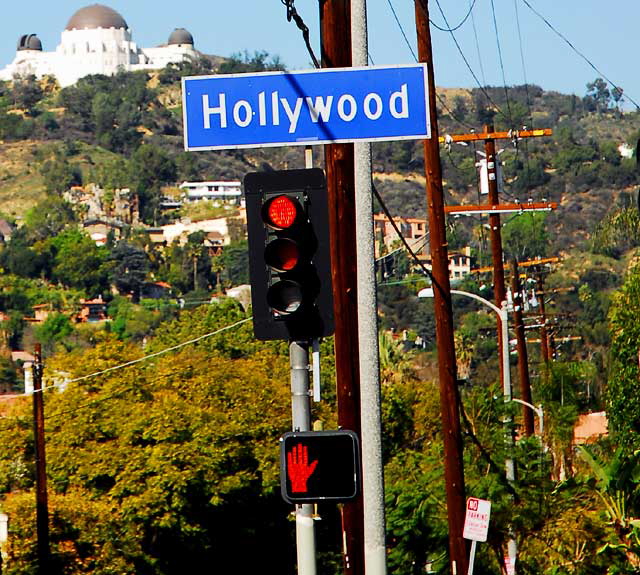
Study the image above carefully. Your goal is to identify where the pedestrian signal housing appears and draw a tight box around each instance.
[280,430,360,504]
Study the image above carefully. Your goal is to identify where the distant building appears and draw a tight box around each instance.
[373,213,428,257]
[78,296,108,322]
[179,181,243,205]
[0,220,14,243]
[83,218,124,246]
[573,411,608,444]
[0,4,198,87]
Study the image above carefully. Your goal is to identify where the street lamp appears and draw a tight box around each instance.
[510,398,544,436]
[418,287,517,572]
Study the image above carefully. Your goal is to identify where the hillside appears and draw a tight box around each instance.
[2,59,640,575]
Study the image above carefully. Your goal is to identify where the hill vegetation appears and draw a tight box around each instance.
[0,51,639,574]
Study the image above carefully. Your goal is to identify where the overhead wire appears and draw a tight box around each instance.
[469,0,487,87]
[429,0,478,32]
[0,317,252,399]
[386,0,417,61]
[519,0,640,110]
[385,0,477,130]
[281,0,320,68]
[428,0,506,118]
[489,0,514,126]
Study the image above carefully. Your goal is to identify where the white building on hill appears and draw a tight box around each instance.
[0,4,197,87]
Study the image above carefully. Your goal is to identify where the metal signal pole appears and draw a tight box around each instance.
[290,340,317,575]
[414,3,468,574]
[33,344,50,574]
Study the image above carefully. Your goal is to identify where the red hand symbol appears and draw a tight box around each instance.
[287,443,318,493]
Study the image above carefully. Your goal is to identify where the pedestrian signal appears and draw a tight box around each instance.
[280,430,360,504]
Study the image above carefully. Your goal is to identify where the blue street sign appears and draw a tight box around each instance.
[182,65,430,150]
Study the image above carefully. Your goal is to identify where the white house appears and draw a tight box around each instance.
[0,4,197,87]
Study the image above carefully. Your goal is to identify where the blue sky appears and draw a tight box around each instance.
[1,1,638,108]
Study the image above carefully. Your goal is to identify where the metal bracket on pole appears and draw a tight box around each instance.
[312,339,321,403]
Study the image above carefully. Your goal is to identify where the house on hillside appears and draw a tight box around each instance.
[0,220,14,244]
[77,297,108,323]
[27,304,53,324]
[373,213,428,257]
[83,219,124,246]
[179,181,243,205]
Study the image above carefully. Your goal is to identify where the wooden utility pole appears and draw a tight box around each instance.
[415,3,468,574]
[319,3,364,575]
[442,126,552,391]
[510,260,534,436]
[32,344,50,574]
[483,124,508,386]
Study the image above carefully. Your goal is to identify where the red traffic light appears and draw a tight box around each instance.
[263,195,301,230]
[264,238,300,272]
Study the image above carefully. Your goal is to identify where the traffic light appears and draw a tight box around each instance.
[244,169,334,341]
[280,430,360,504]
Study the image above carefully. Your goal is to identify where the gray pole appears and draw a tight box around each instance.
[290,340,316,575]
[499,302,517,573]
[351,2,387,574]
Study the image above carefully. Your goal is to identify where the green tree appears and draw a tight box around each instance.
[585,77,611,113]
[217,51,285,74]
[109,242,149,301]
[33,312,75,354]
[46,229,110,294]
[129,144,177,224]
[501,212,549,262]
[11,74,44,115]
[607,266,640,451]
[39,153,83,196]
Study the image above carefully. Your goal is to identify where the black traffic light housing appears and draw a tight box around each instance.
[280,430,360,504]
[244,168,334,341]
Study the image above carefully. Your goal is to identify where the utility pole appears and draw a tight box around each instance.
[439,126,552,391]
[32,344,50,574]
[414,3,468,574]
[510,260,534,436]
[319,3,365,575]
[483,125,508,387]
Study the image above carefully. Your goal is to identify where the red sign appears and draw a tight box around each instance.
[463,497,491,542]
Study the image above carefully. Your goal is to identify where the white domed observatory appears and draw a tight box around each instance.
[0,4,198,87]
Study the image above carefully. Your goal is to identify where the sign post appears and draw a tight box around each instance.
[463,497,492,575]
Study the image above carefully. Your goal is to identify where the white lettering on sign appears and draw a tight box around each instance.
[306,96,334,123]
[200,84,410,132]
[202,93,227,129]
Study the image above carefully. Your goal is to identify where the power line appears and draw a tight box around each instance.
[0,317,252,399]
[519,0,640,110]
[469,0,487,87]
[386,0,417,61]
[429,0,478,32]
[281,0,320,68]
[489,0,514,126]
[429,0,506,117]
